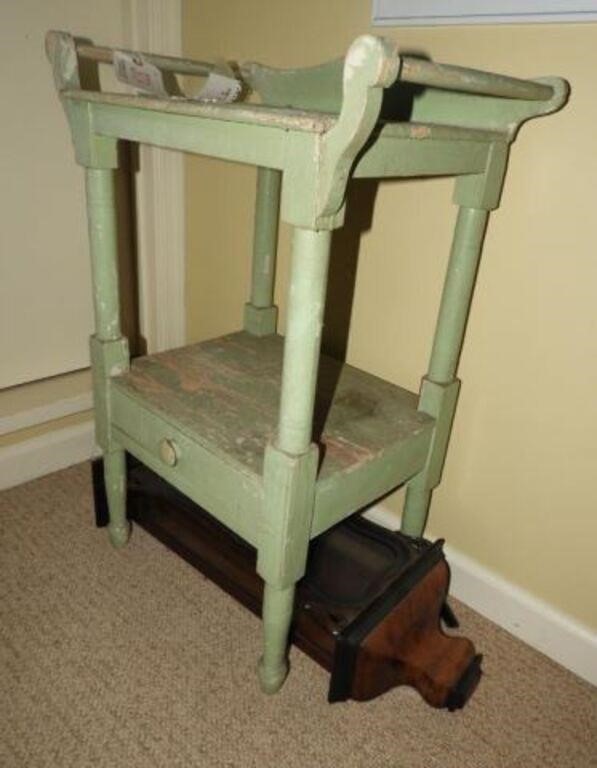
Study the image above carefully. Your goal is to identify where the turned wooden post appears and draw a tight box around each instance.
[244,167,281,336]
[257,227,331,693]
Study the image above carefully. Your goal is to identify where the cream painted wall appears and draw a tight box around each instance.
[0,1,131,389]
[183,2,597,629]
[1,1,137,451]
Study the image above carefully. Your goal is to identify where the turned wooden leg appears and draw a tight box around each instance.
[402,207,489,537]
[256,227,331,692]
[244,167,281,336]
[104,448,130,548]
[258,582,295,693]
[84,167,131,547]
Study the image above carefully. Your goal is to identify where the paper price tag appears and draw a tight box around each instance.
[114,50,166,96]
[195,71,242,103]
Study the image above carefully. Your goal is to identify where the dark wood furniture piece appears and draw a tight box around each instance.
[93,458,482,709]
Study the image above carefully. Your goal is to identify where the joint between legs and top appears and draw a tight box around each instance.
[257,442,319,588]
[89,335,129,452]
[243,303,278,336]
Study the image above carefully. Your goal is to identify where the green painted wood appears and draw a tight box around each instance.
[103,449,130,548]
[48,28,569,692]
[311,425,432,538]
[244,167,280,337]
[417,378,461,490]
[258,443,319,587]
[66,90,337,133]
[110,419,263,548]
[258,442,319,690]
[84,166,130,549]
[66,101,119,169]
[109,331,430,484]
[250,168,280,308]
[276,229,331,454]
[89,335,129,451]
[258,583,295,694]
[85,169,122,340]
[46,30,81,91]
[243,57,343,113]
[353,135,491,179]
[399,56,554,102]
[84,97,293,169]
[313,36,400,226]
[257,220,332,690]
[243,304,278,336]
[401,206,489,537]
[427,207,490,384]
[400,378,461,538]
[454,141,509,211]
[408,76,568,140]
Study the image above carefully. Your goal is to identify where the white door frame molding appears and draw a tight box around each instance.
[124,0,185,353]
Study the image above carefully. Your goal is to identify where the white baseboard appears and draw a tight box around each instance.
[0,393,93,437]
[364,504,597,687]
[0,421,99,492]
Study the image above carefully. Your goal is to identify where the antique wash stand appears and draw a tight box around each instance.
[47,31,567,694]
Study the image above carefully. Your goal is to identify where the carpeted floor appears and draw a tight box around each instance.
[0,464,595,768]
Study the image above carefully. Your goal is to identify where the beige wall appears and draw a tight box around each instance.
[1,1,138,452]
[183,2,597,629]
[1,0,131,389]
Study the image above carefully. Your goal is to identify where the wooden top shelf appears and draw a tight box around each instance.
[63,90,507,143]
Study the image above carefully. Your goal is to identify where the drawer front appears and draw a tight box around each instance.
[110,385,263,547]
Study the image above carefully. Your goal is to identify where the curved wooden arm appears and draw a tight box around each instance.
[46,30,81,91]
[316,35,400,224]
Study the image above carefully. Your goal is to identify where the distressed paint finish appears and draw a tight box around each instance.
[255,224,332,691]
[47,29,568,692]
[46,31,569,230]
[244,167,281,337]
[111,332,431,481]
[85,170,122,340]
[399,56,554,102]
[401,206,491,537]
[89,335,129,451]
[257,444,318,691]
[84,166,130,548]
[276,228,331,453]
[108,331,433,550]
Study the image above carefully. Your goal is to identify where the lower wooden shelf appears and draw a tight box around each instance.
[109,331,435,542]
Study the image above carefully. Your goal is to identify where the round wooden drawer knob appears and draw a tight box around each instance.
[159,438,179,467]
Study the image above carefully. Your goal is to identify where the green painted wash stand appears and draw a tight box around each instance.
[47,31,568,694]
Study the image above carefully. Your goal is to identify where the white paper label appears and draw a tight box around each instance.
[194,71,242,103]
[113,50,166,96]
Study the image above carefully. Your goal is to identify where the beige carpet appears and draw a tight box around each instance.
[1,464,595,768]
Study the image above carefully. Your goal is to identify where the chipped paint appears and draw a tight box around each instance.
[410,124,432,140]
[113,331,432,481]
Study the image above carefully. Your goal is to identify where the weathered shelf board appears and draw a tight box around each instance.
[111,331,433,482]
[109,331,434,543]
